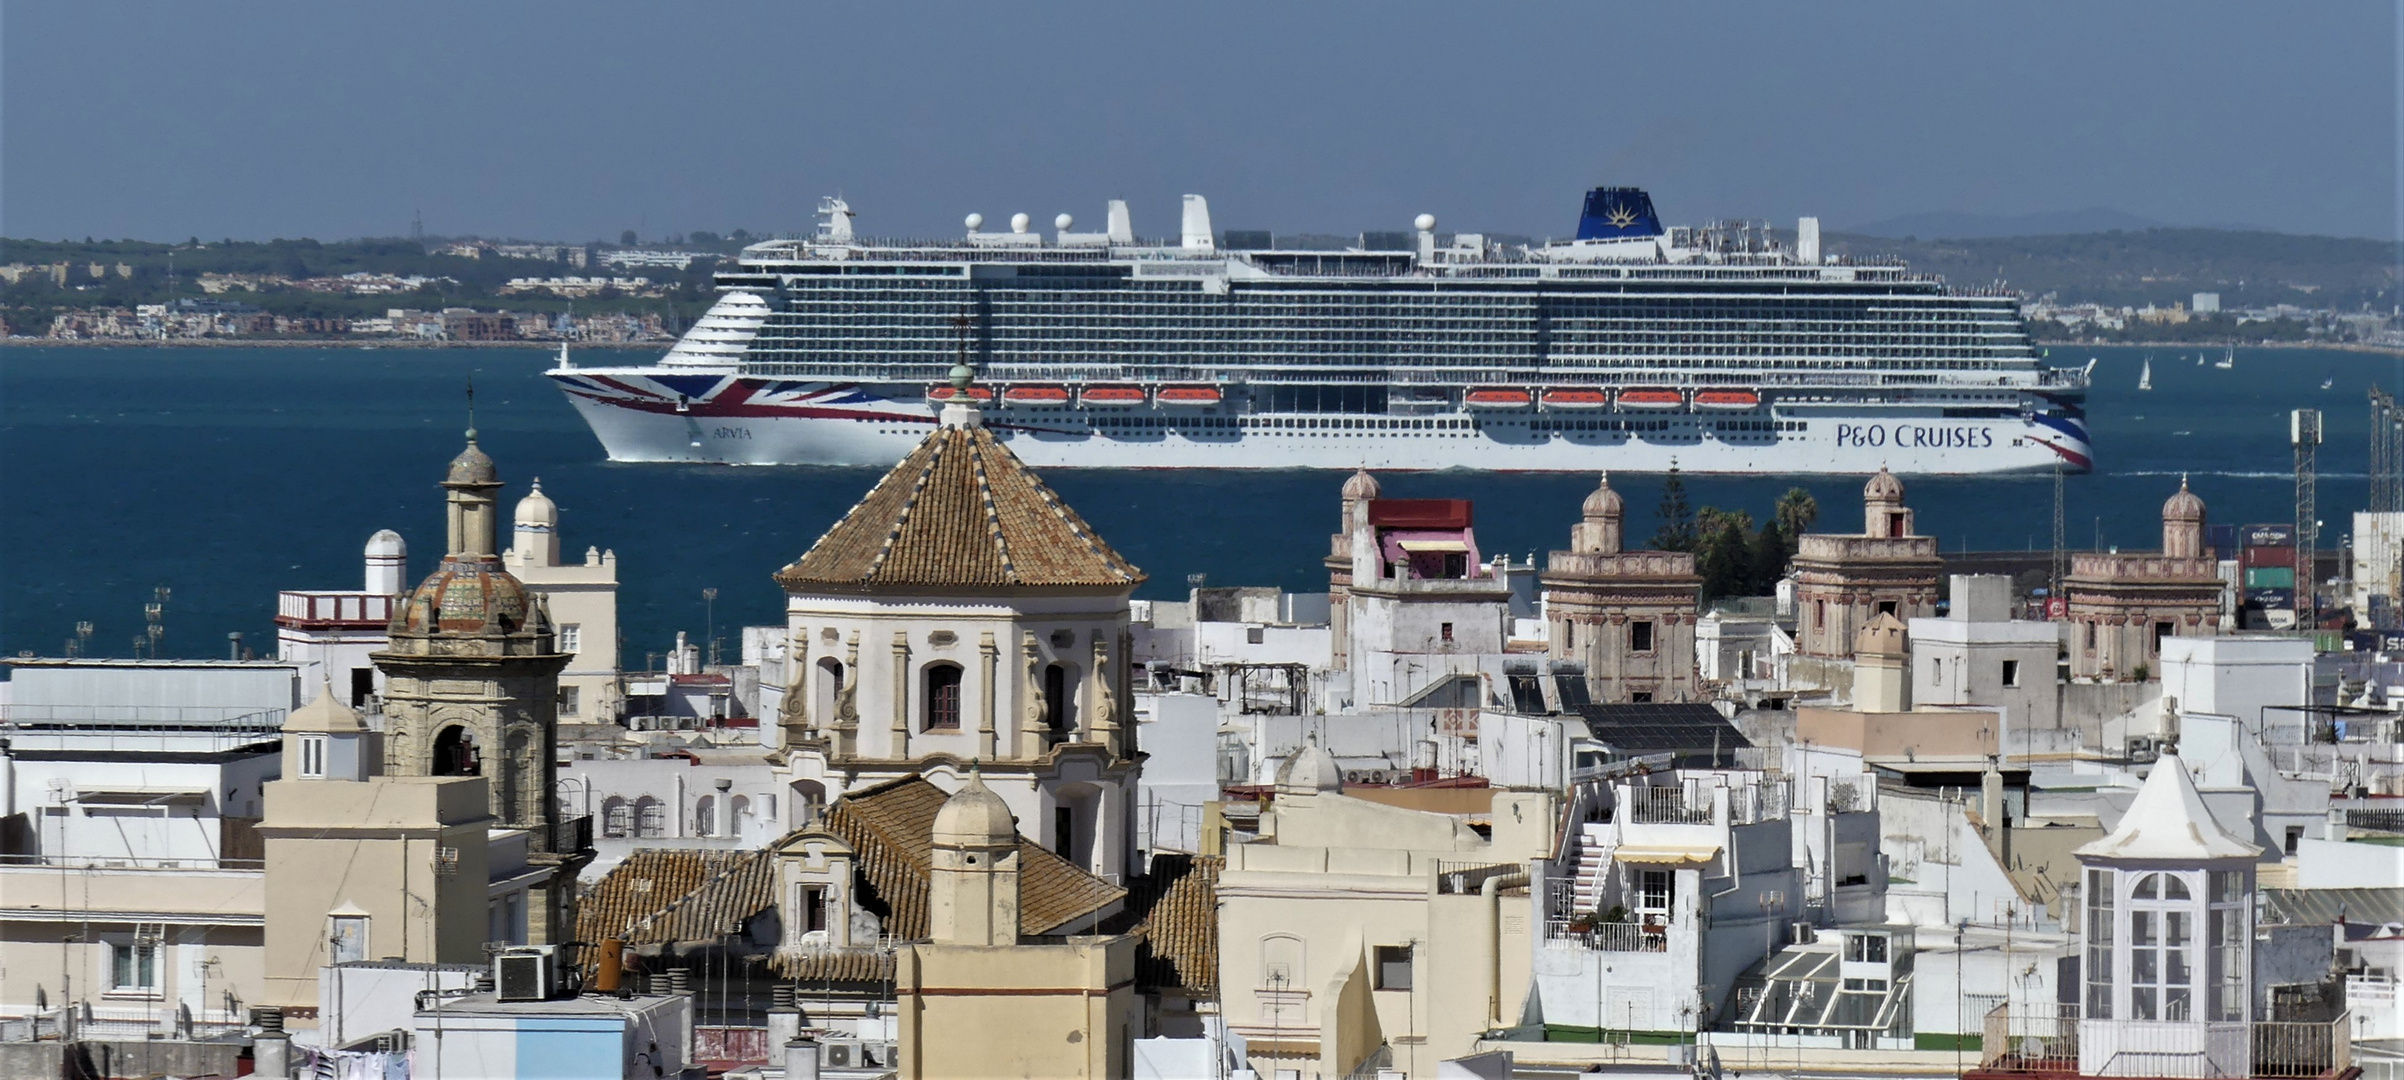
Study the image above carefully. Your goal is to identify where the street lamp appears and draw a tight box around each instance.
[702,588,719,667]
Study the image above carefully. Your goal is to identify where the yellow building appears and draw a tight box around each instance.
[503,479,622,722]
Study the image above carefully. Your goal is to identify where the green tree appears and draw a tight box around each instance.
[1748,519,1791,594]
[620,229,638,246]
[1694,507,1755,602]
[1651,464,1696,552]
[1773,487,1819,547]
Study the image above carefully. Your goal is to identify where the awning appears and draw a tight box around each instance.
[1613,843,1720,865]
[1396,540,1470,553]
[74,789,209,804]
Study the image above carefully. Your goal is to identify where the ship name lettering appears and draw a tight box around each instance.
[1836,424,1994,450]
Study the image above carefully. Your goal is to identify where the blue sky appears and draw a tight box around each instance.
[4,1,2396,242]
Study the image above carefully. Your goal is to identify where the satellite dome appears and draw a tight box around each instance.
[1055,213,1074,230]
[1414,213,1437,232]
[365,529,406,559]
[965,213,984,231]
[1009,212,1031,234]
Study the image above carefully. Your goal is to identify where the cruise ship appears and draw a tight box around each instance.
[550,188,2091,474]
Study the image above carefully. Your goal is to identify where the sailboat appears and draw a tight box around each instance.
[2321,376,2335,390]
[2195,352,2205,366]
[2213,343,2235,370]
[2138,356,2153,391]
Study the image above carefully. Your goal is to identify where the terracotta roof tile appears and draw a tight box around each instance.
[774,423,1143,592]
[825,775,1127,937]
[1124,854,1220,996]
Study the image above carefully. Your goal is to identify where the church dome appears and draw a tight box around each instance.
[2163,475,2206,522]
[1581,472,1624,519]
[446,437,498,486]
[392,556,538,636]
[932,769,1018,849]
[1341,469,1382,501]
[1275,738,1344,795]
[1863,467,1905,503]
[514,479,558,527]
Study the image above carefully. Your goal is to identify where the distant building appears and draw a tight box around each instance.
[2193,292,2222,314]
[1542,473,1702,703]
[1793,468,1942,661]
[503,480,621,722]
[2063,477,2226,681]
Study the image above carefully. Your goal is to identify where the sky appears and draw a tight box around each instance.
[3,1,2398,244]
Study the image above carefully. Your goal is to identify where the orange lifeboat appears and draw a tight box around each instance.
[1155,384,1223,406]
[1541,387,1611,410]
[926,384,994,404]
[1002,384,1072,405]
[1616,388,1685,410]
[1693,388,1761,410]
[1464,386,1534,409]
[1079,385,1146,406]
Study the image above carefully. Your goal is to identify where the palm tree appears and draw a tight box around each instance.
[1773,488,1819,547]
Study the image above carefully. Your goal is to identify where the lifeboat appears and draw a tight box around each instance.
[926,384,994,405]
[1155,384,1223,406]
[1001,384,1072,405]
[1540,387,1611,410]
[1692,388,1762,410]
[1616,388,1685,410]
[1079,384,1146,407]
[1463,386,1534,409]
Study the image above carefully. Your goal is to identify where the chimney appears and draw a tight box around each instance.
[1106,200,1134,245]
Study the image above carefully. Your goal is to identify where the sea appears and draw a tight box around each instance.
[3,343,2397,668]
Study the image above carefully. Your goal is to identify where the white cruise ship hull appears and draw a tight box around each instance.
[555,372,2093,475]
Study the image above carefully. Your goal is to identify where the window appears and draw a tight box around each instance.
[1440,622,1455,643]
[329,915,369,966]
[1637,869,1673,912]
[694,795,716,837]
[1043,663,1072,733]
[1246,626,1265,645]
[1630,691,1654,703]
[1375,945,1414,991]
[1814,599,1827,629]
[348,666,374,707]
[1055,806,1075,860]
[2127,872,2194,1021]
[923,663,963,731]
[111,942,158,992]
[2284,826,2303,855]
[2001,660,2020,687]
[557,685,580,717]
[2084,622,2098,653]
[1876,600,1899,617]
[558,624,581,653]
[2208,871,2248,1021]
[635,796,666,838]
[1631,621,1655,652]
[2152,621,2173,654]
[602,797,630,839]
[1845,933,1889,964]
[298,734,328,779]
[798,884,829,934]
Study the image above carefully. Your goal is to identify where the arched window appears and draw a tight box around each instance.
[2128,871,2197,1021]
[500,730,531,823]
[730,796,751,838]
[431,726,479,776]
[923,663,963,731]
[1044,663,1073,734]
[814,657,844,726]
[634,796,665,838]
[601,797,630,839]
[694,795,716,837]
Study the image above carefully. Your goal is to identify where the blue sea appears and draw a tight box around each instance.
[2,344,2396,666]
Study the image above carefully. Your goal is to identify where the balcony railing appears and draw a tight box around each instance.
[542,814,593,856]
[1627,784,1710,825]
[1977,1003,2353,1078]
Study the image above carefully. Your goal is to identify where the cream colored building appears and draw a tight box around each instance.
[1543,473,1702,703]
[374,432,591,944]
[894,768,1139,1079]
[1793,469,1942,661]
[772,398,1145,884]
[503,479,623,722]
[257,688,498,1020]
[1215,745,1557,1078]
[2064,478,2227,682]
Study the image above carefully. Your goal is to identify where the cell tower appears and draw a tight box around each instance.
[2371,388,2403,512]
[2294,408,2322,627]
[2050,460,2067,612]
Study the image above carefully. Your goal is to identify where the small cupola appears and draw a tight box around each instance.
[282,682,378,781]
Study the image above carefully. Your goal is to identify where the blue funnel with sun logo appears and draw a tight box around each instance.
[1575,187,1664,241]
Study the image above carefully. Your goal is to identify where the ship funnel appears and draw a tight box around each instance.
[1797,217,1821,265]
[1106,200,1133,244]
[1181,195,1214,253]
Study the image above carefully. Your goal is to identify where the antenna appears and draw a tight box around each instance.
[2295,408,2323,628]
[465,375,477,440]
[2049,460,2066,608]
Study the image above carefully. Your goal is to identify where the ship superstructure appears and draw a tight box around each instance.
[550,189,2091,474]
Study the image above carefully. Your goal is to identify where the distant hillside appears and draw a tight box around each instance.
[1844,208,2173,240]
[1821,228,2397,311]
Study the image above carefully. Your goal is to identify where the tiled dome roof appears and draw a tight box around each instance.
[1863,467,1905,503]
[1341,469,1382,500]
[446,437,498,485]
[775,422,1143,592]
[392,556,538,635]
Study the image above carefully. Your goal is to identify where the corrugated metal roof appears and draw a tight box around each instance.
[2264,887,2404,927]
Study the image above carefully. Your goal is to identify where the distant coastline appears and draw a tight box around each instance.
[2031,338,2404,358]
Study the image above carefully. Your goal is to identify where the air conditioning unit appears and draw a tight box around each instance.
[2125,736,2162,763]
[820,1039,861,1069]
[494,945,558,1002]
